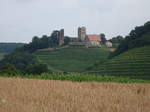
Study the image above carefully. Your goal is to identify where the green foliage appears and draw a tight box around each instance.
[109,35,124,48]
[18,31,62,53]
[109,35,124,44]
[111,21,150,57]
[100,33,107,44]
[0,51,37,72]
[0,63,21,75]
[26,63,49,75]
[20,35,51,53]
[64,36,71,45]
[0,53,6,61]
[88,46,150,80]
[1,74,150,83]
[0,43,24,53]
[50,30,60,47]
[0,50,49,75]
[34,46,110,72]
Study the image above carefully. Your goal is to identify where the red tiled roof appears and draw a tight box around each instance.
[87,35,101,41]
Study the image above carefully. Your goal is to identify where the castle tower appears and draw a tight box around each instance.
[78,27,86,41]
[59,29,64,46]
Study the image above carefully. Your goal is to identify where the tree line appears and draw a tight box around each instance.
[110,21,150,58]
[0,30,68,75]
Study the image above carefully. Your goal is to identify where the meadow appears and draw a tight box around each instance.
[34,46,110,72]
[0,77,150,112]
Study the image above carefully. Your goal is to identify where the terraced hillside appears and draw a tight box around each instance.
[34,46,110,72]
[90,46,150,79]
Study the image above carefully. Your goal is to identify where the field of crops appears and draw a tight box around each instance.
[34,46,109,72]
[0,77,150,112]
[90,46,150,79]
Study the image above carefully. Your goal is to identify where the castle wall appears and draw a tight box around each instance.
[78,27,86,41]
[59,29,64,46]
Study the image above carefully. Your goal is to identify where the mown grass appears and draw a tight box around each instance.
[89,46,150,79]
[1,74,150,83]
[34,46,110,72]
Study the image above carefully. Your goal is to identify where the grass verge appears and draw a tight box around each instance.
[0,74,150,83]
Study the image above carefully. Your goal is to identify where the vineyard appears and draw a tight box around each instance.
[89,46,150,79]
[34,46,109,72]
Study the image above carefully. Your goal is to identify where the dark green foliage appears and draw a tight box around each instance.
[109,36,124,44]
[20,35,51,53]
[0,63,21,75]
[111,21,150,57]
[19,31,61,53]
[0,53,6,61]
[50,30,60,47]
[64,36,71,45]
[26,63,49,75]
[0,43,24,53]
[109,36,124,47]
[0,50,49,75]
[89,46,150,80]
[0,51,37,72]
[100,33,107,44]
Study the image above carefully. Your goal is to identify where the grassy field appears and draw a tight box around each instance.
[0,53,6,60]
[34,46,110,72]
[1,74,150,83]
[0,77,150,112]
[89,46,150,79]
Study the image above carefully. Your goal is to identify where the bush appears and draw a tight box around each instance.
[26,63,49,75]
[0,63,21,75]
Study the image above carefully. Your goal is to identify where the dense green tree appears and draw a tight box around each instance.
[64,36,71,45]
[0,63,21,75]
[0,51,37,72]
[109,36,124,44]
[100,33,107,44]
[26,63,49,75]
[110,21,150,58]
[50,30,60,47]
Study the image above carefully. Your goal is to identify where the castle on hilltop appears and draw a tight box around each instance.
[58,27,112,47]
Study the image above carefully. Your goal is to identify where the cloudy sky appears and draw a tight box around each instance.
[0,0,150,43]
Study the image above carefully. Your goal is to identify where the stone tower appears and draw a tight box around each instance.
[78,27,86,41]
[59,29,64,46]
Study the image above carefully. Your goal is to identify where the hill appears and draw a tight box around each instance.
[0,43,24,53]
[34,46,110,72]
[89,46,150,79]
[111,21,150,57]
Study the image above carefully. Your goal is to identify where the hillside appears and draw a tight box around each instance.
[0,43,24,53]
[111,21,150,57]
[34,46,110,72]
[89,46,150,79]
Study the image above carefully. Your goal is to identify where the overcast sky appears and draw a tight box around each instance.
[0,0,150,43]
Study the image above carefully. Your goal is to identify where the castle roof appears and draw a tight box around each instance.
[87,35,101,41]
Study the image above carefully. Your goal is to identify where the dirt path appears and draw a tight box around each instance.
[0,77,150,112]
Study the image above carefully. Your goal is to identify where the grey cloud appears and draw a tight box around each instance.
[0,0,150,42]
